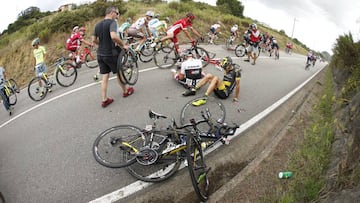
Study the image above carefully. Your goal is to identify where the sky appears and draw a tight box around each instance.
[1,0,359,54]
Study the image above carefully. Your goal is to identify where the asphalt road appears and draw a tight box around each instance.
[0,44,325,202]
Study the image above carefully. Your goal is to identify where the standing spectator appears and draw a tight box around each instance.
[244,23,261,65]
[92,6,134,108]
[0,66,13,115]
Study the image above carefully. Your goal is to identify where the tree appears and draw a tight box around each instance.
[216,0,244,18]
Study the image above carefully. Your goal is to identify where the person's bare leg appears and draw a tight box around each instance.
[116,74,127,94]
[101,73,109,101]
[205,77,219,96]
[195,73,214,89]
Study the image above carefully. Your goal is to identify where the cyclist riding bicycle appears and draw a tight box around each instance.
[229,24,239,45]
[119,17,132,40]
[66,26,93,64]
[127,11,154,52]
[209,21,221,44]
[151,12,202,53]
[269,36,279,57]
[0,66,13,115]
[171,49,204,89]
[149,17,170,38]
[182,56,241,105]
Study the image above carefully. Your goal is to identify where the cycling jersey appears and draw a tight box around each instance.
[166,18,192,44]
[214,67,241,99]
[119,22,131,33]
[249,29,260,44]
[148,18,159,29]
[66,32,83,52]
[210,23,221,34]
[149,20,167,37]
[33,46,46,65]
[177,58,203,88]
[130,17,147,30]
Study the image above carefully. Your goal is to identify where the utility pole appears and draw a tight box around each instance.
[291,18,298,39]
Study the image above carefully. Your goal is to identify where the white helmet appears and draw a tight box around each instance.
[146,11,154,17]
[234,24,238,27]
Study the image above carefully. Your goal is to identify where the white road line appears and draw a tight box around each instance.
[0,66,158,129]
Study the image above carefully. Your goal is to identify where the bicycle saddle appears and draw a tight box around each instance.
[148,110,167,119]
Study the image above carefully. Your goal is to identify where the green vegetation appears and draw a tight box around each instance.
[276,68,335,202]
[261,32,360,202]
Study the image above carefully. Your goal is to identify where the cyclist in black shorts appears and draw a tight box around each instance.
[182,56,241,106]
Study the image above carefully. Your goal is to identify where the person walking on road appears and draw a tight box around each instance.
[92,6,134,108]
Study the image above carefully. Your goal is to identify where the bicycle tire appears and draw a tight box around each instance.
[153,46,177,69]
[180,96,226,132]
[8,79,20,93]
[92,125,144,168]
[7,87,17,106]
[84,52,99,68]
[56,62,78,87]
[234,44,246,57]
[186,133,209,202]
[27,77,48,101]
[117,49,139,85]
[126,133,183,182]
[193,46,210,68]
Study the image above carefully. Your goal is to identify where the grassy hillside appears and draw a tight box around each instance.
[0,1,308,88]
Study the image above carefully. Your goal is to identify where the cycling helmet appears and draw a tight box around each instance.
[186,13,195,21]
[146,11,154,17]
[154,13,160,18]
[31,38,40,46]
[251,23,257,30]
[79,27,86,32]
[73,26,79,32]
[220,56,232,69]
[165,17,170,23]
[126,17,132,23]
[234,24,238,27]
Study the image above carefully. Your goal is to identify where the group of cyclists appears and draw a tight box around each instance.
[1,6,312,116]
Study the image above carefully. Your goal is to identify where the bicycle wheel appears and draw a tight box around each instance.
[93,125,144,168]
[193,47,210,68]
[186,133,209,202]
[85,52,99,69]
[27,77,48,101]
[8,79,20,93]
[180,96,226,133]
[118,50,139,85]
[153,46,177,69]
[126,133,183,182]
[139,45,154,63]
[56,62,78,87]
[234,44,246,57]
[7,87,17,106]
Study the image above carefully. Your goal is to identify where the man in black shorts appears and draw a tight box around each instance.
[92,6,134,108]
[182,56,241,106]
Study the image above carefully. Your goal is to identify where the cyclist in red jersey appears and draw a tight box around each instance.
[66,26,93,63]
[151,13,202,52]
[244,23,261,65]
